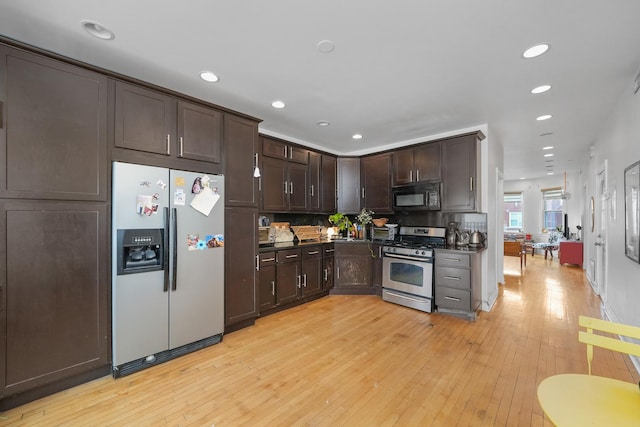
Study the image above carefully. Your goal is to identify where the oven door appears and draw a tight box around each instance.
[382,253,433,298]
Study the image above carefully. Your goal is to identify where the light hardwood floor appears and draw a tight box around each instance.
[2,255,639,426]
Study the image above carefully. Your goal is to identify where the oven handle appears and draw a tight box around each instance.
[384,253,433,263]
[385,290,430,303]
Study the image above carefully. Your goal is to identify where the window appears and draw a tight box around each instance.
[504,192,523,231]
[542,188,564,232]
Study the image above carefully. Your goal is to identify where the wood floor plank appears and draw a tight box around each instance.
[2,255,639,426]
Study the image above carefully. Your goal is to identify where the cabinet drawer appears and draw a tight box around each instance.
[435,266,471,290]
[435,252,470,268]
[259,251,276,266]
[435,286,470,311]
[323,245,335,256]
[302,246,322,259]
[277,248,301,263]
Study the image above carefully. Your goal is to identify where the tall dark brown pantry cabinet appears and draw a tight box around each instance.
[0,44,110,409]
[224,114,261,332]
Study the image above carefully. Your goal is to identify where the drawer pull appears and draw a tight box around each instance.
[261,257,275,262]
[444,296,461,302]
[444,276,461,280]
[285,254,298,259]
[308,250,320,255]
[271,281,275,296]
[325,249,335,253]
[443,257,461,262]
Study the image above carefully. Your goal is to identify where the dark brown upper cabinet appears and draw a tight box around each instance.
[224,114,260,208]
[260,136,309,212]
[392,142,441,186]
[361,153,393,214]
[0,45,108,201]
[114,81,222,166]
[308,151,321,212]
[320,154,337,213]
[441,134,479,212]
[262,136,308,164]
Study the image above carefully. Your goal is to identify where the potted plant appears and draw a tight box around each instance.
[355,208,374,239]
[328,213,352,239]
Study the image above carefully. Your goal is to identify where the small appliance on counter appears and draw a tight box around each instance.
[258,226,276,245]
[372,224,398,241]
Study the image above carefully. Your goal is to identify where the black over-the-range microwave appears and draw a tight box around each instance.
[392,182,441,211]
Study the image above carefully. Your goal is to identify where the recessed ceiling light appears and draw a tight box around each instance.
[271,100,286,109]
[81,20,115,40]
[523,43,550,59]
[317,120,330,127]
[543,146,554,150]
[519,177,526,180]
[547,172,555,175]
[199,71,219,83]
[531,85,551,94]
[317,40,335,53]
[544,153,554,157]
[536,114,552,121]
[352,134,363,140]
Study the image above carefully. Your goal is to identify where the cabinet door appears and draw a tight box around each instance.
[224,114,259,207]
[258,264,277,312]
[414,142,441,183]
[392,147,415,186]
[114,81,176,155]
[335,256,373,288]
[177,101,222,164]
[262,136,287,159]
[361,153,392,213]
[261,157,288,212]
[288,162,308,211]
[224,207,258,327]
[337,158,361,214]
[323,256,334,290]
[276,261,300,305]
[308,152,321,212]
[0,46,108,201]
[321,155,337,213]
[441,135,477,212]
[0,200,109,398]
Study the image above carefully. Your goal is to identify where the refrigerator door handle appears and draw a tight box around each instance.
[172,207,178,291]
[163,207,170,292]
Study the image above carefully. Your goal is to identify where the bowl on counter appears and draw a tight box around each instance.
[372,218,389,227]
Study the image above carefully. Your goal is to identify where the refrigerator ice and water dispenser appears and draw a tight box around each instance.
[116,228,164,275]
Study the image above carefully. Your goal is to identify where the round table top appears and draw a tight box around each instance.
[537,374,640,426]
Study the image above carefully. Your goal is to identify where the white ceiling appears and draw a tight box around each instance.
[2,1,640,180]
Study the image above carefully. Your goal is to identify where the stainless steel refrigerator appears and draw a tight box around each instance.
[112,161,224,377]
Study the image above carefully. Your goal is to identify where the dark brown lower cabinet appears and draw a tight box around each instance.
[275,248,301,305]
[224,207,258,332]
[301,246,322,297]
[0,200,110,409]
[332,242,375,294]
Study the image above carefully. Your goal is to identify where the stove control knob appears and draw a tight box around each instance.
[415,250,420,255]
[421,250,427,256]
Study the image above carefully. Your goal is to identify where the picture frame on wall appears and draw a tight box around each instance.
[624,161,640,262]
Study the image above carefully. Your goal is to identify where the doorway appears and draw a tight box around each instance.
[593,161,608,301]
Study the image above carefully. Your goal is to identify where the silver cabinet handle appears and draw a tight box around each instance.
[255,254,259,271]
[290,182,293,194]
[379,246,382,257]
[443,257,461,262]
[303,273,307,287]
[416,170,420,182]
[337,267,340,279]
[261,257,275,262]
[285,254,298,259]
[310,184,314,197]
[362,187,365,199]
[409,170,413,182]
[308,250,320,255]
[284,181,288,194]
[325,248,334,253]
[271,281,275,296]
[166,134,171,155]
[289,146,293,159]
[258,176,262,192]
[323,268,328,281]
[470,177,474,192]
[179,136,184,157]
[444,296,461,302]
[284,146,288,158]
[296,275,301,288]
[444,276,461,280]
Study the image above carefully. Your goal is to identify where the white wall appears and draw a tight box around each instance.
[504,171,585,245]
[587,84,640,329]
[481,124,504,311]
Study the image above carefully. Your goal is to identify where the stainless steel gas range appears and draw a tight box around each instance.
[381,226,446,313]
